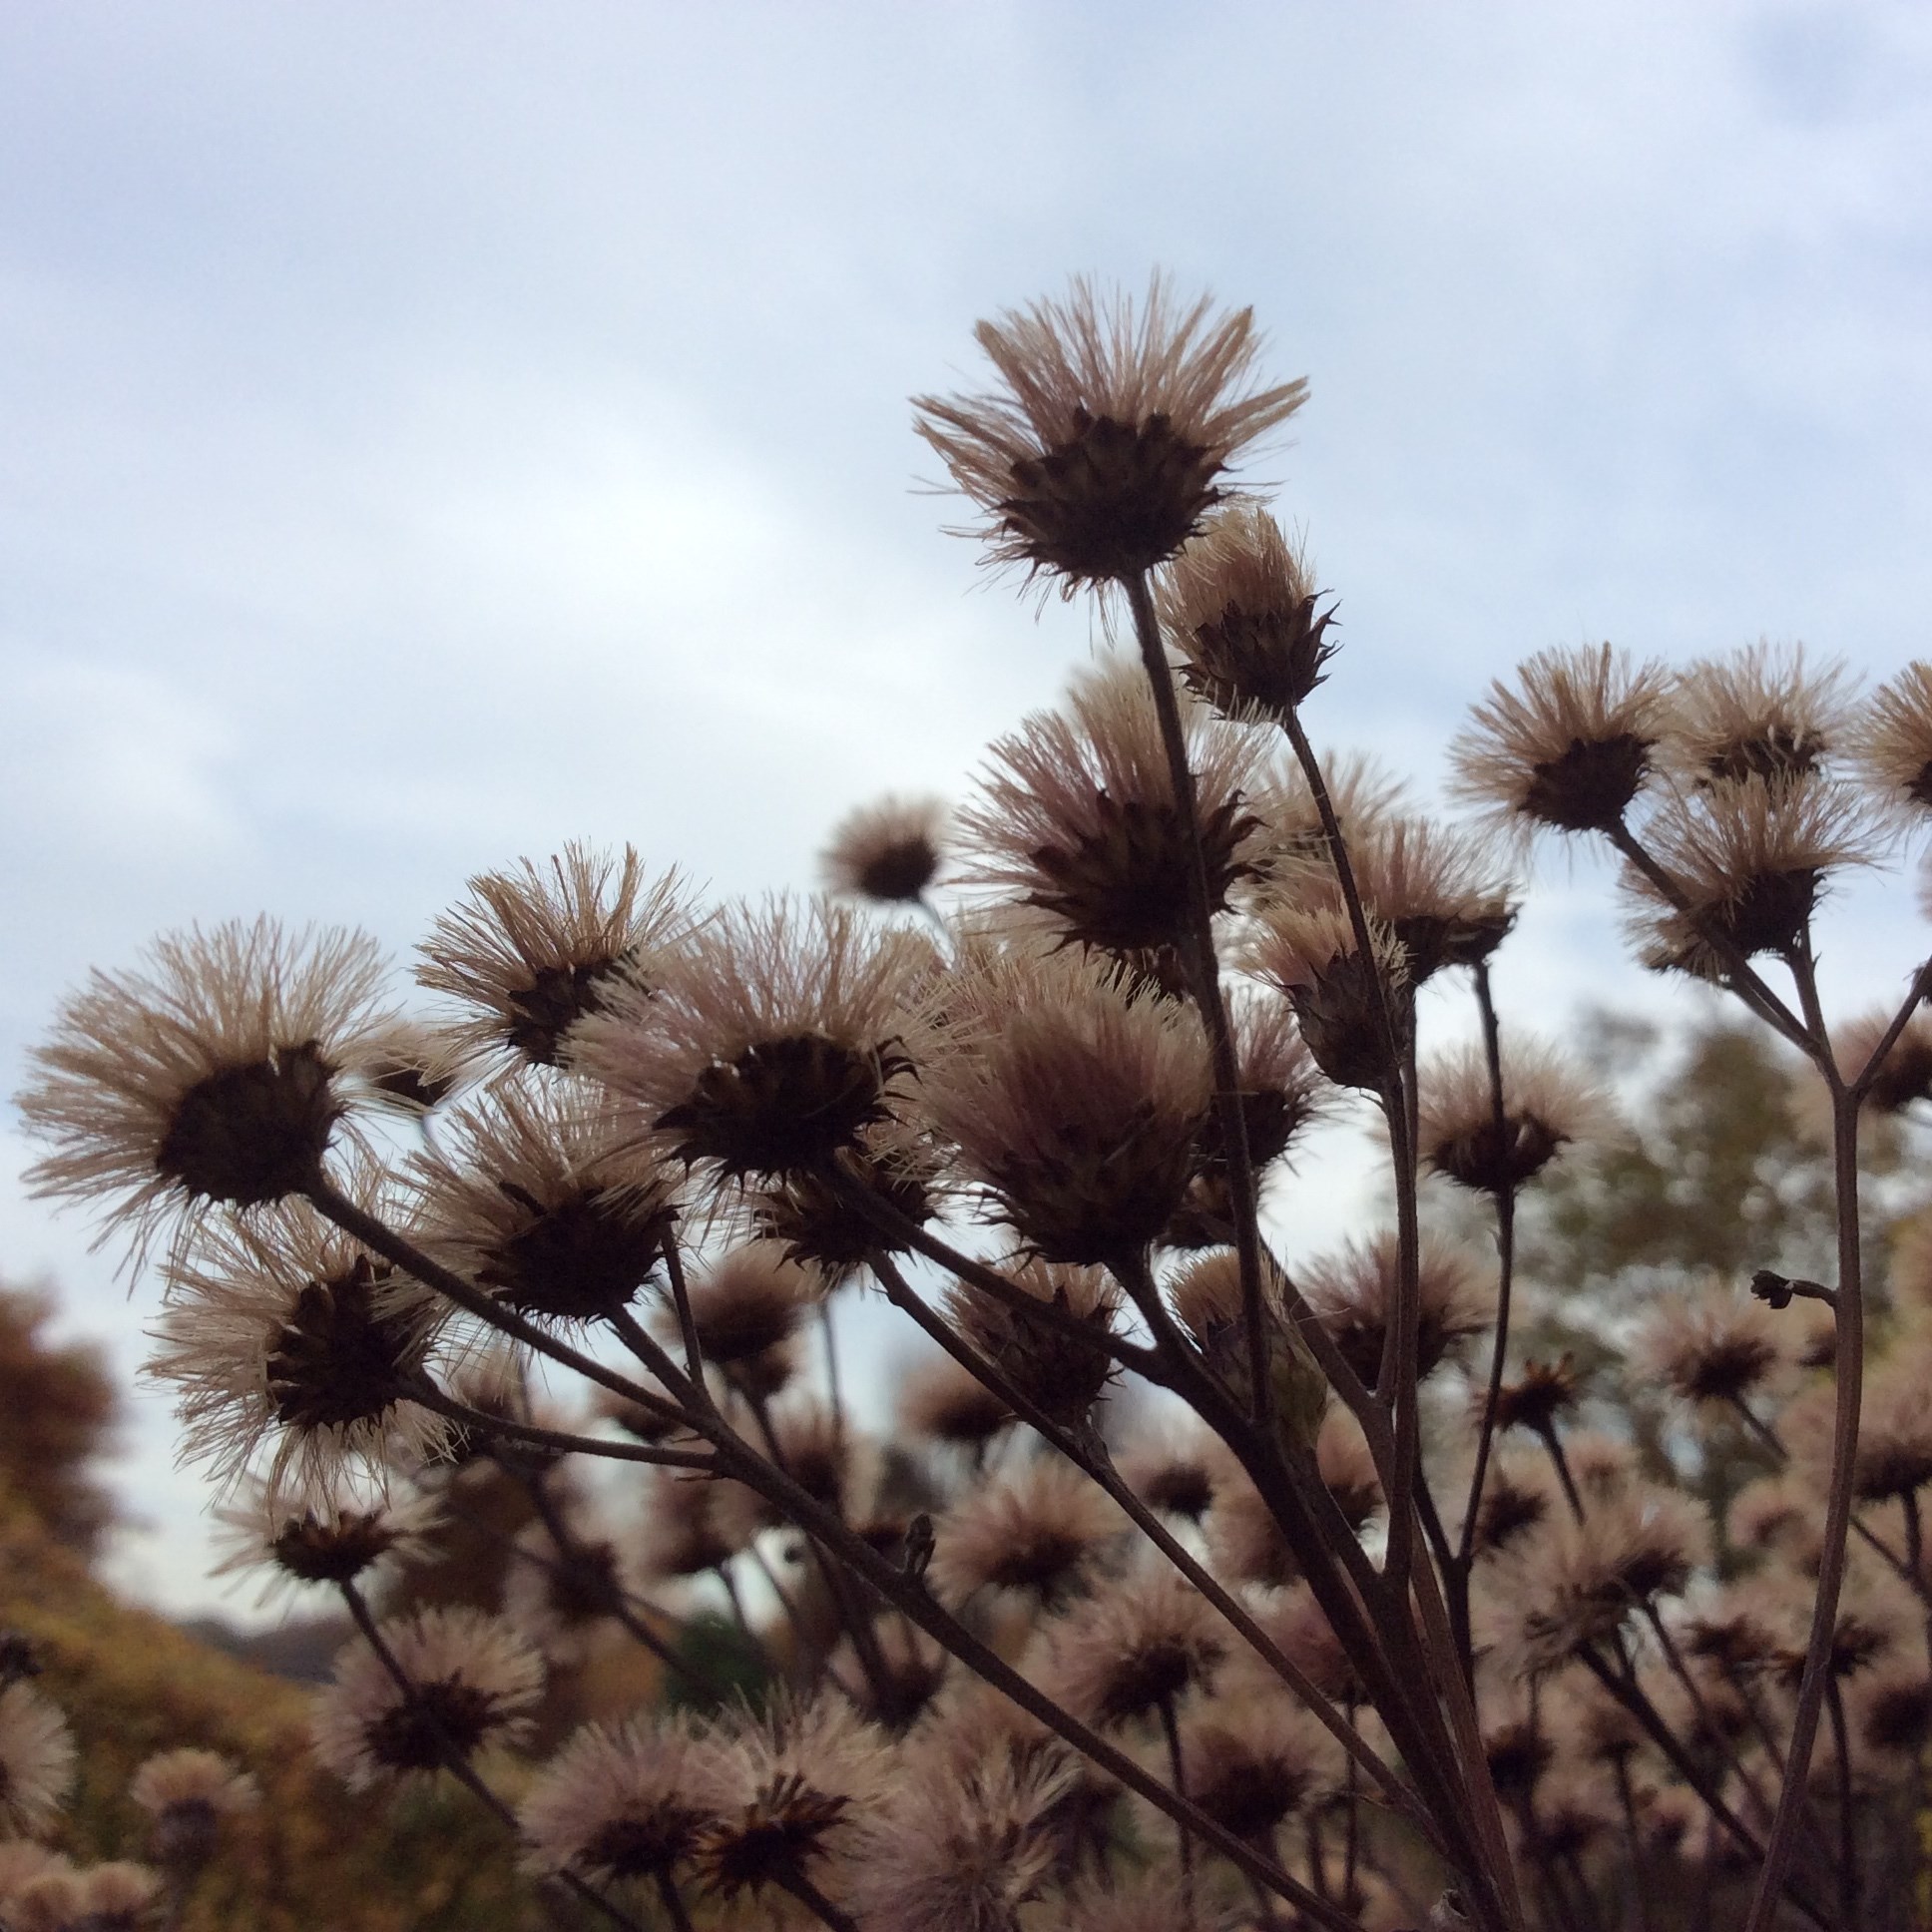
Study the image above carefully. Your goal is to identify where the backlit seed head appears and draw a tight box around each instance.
[920,947,1212,1264]
[1622,775,1878,977]
[945,1259,1123,1428]
[151,1190,448,1489]
[958,657,1267,969]
[1240,902,1410,1091]
[1158,503,1337,722]
[821,794,949,904]
[1449,644,1676,841]
[1851,662,1932,823]
[311,1607,544,1789]
[1668,643,1857,789]
[575,898,929,1189]
[418,845,698,1070]
[914,273,1306,591]
[1415,1038,1614,1195]
[19,919,393,1265]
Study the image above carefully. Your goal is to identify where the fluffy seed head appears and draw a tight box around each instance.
[1449,644,1676,840]
[311,1607,544,1789]
[214,1474,441,1603]
[957,659,1266,976]
[18,919,393,1264]
[692,1695,885,1904]
[1240,901,1409,1091]
[676,1242,822,1391]
[637,1468,743,1581]
[129,1748,258,1873]
[1630,1283,1788,1411]
[574,897,928,1188]
[1157,503,1336,721]
[518,1712,722,1885]
[1485,1488,1706,1678]
[1833,1010,1932,1115]
[1668,644,1857,789]
[1303,1230,1493,1386]
[0,1683,76,1836]
[1623,775,1877,977]
[1416,1038,1613,1194]
[921,948,1212,1264]
[897,1353,1015,1451]
[1851,662,1932,822]
[927,1455,1125,1607]
[821,794,949,904]
[1851,1339,1932,1502]
[417,845,697,1069]
[1038,1567,1227,1727]
[913,273,1307,590]
[1179,1693,1329,1839]
[843,1738,1070,1932]
[150,1191,447,1489]
[414,1080,680,1324]
[946,1258,1123,1427]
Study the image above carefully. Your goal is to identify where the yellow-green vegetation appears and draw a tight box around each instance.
[0,1484,557,1931]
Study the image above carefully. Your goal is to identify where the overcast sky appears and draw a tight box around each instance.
[4,1,1930,1621]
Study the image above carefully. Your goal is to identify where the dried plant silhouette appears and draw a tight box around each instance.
[14,273,1932,1932]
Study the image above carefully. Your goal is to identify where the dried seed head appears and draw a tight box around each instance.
[1765,1568,1911,1686]
[638,1468,744,1581]
[1117,1427,1220,1524]
[498,1482,646,1665]
[1681,1586,1784,1682]
[1483,1488,1705,1679]
[1449,644,1676,841]
[1487,1355,1583,1436]
[692,1695,885,1905]
[1254,1585,1369,1705]
[921,948,1212,1264]
[1245,749,1411,888]
[1851,1339,1932,1502]
[1622,775,1878,977]
[676,1242,821,1386]
[1272,815,1519,986]
[1178,1693,1329,1839]
[417,845,697,1070]
[913,273,1306,591]
[19,920,393,1263]
[927,1455,1125,1607]
[414,1080,680,1324]
[1630,1283,1788,1411]
[828,1618,951,1731]
[1165,995,1323,1245]
[518,1712,722,1886]
[0,1845,68,1914]
[1462,1448,1558,1561]
[1668,643,1857,789]
[150,1190,447,1488]
[1727,1472,1822,1567]
[1856,1663,1932,1759]
[1240,901,1410,1091]
[1037,1567,1227,1727]
[1851,663,1932,822]
[1157,504,1337,721]
[66,1862,161,1931]
[353,1017,474,1118]
[1416,1038,1614,1194]
[311,1607,544,1789]
[128,1748,258,1874]
[945,1259,1123,1427]
[575,898,928,1189]
[0,1683,76,1836]
[1832,1010,1932,1115]
[750,1127,941,1283]
[821,794,949,905]
[897,1354,1015,1451]
[1303,1230,1493,1387]
[957,658,1267,971]
[843,1735,1070,1932]
[1205,1417,1379,1588]
[214,1473,441,1604]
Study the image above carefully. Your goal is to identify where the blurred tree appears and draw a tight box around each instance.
[0,1279,118,1557]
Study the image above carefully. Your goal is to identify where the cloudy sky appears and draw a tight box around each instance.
[3,2,1930,1620]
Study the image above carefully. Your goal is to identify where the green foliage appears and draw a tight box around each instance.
[659,1609,777,1720]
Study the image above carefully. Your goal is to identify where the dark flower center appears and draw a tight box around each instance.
[156,1043,339,1206]
[481,1186,673,1322]
[271,1507,399,1583]
[1000,409,1221,583]
[265,1256,423,1432]
[506,956,627,1067]
[656,1033,912,1182]
[1523,733,1652,832]
[364,1679,501,1770]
